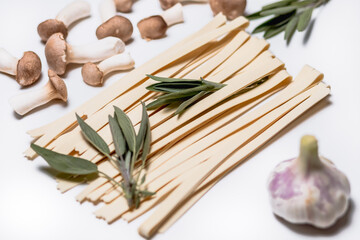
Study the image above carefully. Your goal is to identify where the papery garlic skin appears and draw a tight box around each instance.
[268,135,350,228]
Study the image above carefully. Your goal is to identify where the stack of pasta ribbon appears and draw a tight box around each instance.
[25,13,330,238]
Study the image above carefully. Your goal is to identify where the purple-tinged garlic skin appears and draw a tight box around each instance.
[268,135,350,228]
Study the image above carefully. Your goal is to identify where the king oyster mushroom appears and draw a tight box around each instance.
[37,0,91,42]
[0,48,41,87]
[209,0,247,20]
[9,70,67,115]
[82,52,135,86]
[96,0,133,43]
[159,0,209,10]
[138,3,184,40]
[45,33,125,75]
[114,0,134,13]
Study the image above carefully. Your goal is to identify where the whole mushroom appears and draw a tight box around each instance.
[138,3,184,40]
[159,0,208,10]
[96,0,133,42]
[82,52,135,86]
[114,0,134,13]
[45,33,125,75]
[9,70,67,115]
[37,0,91,42]
[0,48,42,87]
[209,0,247,20]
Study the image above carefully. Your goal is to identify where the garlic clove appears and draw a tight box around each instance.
[268,135,351,228]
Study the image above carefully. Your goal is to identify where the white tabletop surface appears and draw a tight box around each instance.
[0,0,359,239]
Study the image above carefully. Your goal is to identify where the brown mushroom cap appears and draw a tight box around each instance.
[115,0,133,13]
[209,0,247,20]
[137,16,168,40]
[37,19,68,43]
[81,63,104,86]
[96,16,133,43]
[45,33,67,75]
[16,51,42,87]
[159,0,179,10]
[48,69,67,102]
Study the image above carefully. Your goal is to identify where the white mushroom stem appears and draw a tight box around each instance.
[56,0,91,27]
[161,3,184,27]
[98,52,135,75]
[67,37,125,64]
[0,48,18,75]
[99,0,117,23]
[9,82,59,115]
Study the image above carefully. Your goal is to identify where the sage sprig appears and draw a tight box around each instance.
[146,75,226,115]
[247,0,330,43]
[31,103,154,209]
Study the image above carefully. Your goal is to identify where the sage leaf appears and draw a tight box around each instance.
[31,144,98,175]
[108,115,127,156]
[140,174,146,184]
[264,24,287,39]
[156,85,213,101]
[114,107,136,153]
[262,0,295,11]
[175,91,207,115]
[285,15,299,43]
[140,190,155,197]
[297,7,313,31]
[136,102,149,154]
[252,12,295,34]
[147,74,201,83]
[260,6,298,16]
[291,0,317,7]
[246,11,263,20]
[141,116,151,163]
[201,78,226,90]
[76,114,110,157]
[146,98,181,110]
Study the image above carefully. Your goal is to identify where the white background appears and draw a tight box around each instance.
[0,0,359,239]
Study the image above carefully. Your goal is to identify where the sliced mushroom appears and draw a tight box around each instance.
[9,70,67,115]
[209,0,247,20]
[82,52,135,86]
[96,0,133,42]
[37,0,91,42]
[114,0,134,13]
[138,3,184,40]
[159,0,208,10]
[45,33,125,75]
[0,48,42,86]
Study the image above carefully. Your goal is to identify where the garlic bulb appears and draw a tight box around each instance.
[268,135,350,228]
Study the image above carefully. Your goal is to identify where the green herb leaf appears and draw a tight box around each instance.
[262,0,295,11]
[139,190,155,197]
[260,6,298,16]
[175,91,207,115]
[114,107,136,153]
[264,24,287,39]
[147,82,201,93]
[297,7,313,31]
[146,98,181,110]
[141,116,151,163]
[252,12,295,34]
[246,10,263,20]
[201,78,226,90]
[156,85,213,101]
[140,174,146,184]
[285,15,299,43]
[31,144,98,175]
[108,115,127,156]
[147,74,201,83]
[76,114,110,157]
[136,103,148,152]
[291,0,317,7]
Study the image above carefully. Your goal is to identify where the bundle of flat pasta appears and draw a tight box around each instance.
[25,14,330,238]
